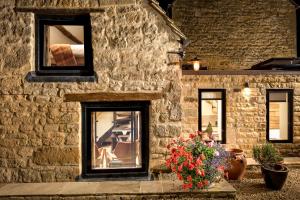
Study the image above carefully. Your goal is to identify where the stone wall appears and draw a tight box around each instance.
[173,0,296,70]
[0,0,183,182]
[181,75,300,157]
[173,0,300,156]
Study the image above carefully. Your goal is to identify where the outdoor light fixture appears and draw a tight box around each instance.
[243,82,251,97]
[192,57,200,71]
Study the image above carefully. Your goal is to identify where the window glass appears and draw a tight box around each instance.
[44,25,85,67]
[199,90,225,143]
[268,92,290,141]
[91,111,141,169]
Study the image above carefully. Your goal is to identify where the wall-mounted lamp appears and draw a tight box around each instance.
[243,82,251,97]
[192,57,200,71]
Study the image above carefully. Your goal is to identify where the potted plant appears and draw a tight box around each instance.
[252,143,288,190]
[165,131,229,190]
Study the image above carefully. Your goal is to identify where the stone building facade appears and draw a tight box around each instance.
[0,0,184,182]
[0,0,300,183]
[173,0,300,156]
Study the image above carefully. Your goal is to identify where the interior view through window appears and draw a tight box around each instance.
[200,91,223,142]
[44,25,84,67]
[268,92,289,141]
[91,111,141,169]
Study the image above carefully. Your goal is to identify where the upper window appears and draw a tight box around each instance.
[198,89,226,144]
[35,14,93,76]
[266,89,293,143]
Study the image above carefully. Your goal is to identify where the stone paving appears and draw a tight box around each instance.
[0,179,235,199]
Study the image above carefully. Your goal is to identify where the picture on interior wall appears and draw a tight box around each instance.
[266,89,293,143]
[91,111,141,169]
[198,89,226,143]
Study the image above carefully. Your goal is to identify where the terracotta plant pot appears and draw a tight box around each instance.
[261,164,288,190]
[225,148,247,180]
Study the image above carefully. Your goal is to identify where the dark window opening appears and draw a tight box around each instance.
[81,101,150,179]
[266,89,293,143]
[198,89,226,144]
[35,14,93,76]
[158,0,176,18]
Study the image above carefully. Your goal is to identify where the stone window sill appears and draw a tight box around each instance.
[25,71,97,82]
[182,70,300,75]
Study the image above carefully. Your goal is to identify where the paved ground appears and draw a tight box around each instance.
[0,179,235,199]
[231,168,300,200]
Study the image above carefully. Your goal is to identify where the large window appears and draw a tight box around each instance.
[81,101,149,179]
[34,14,93,76]
[198,89,226,143]
[266,89,293,143]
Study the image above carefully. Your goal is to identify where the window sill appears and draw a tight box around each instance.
[25,71,97,82]
[182,70,300,75]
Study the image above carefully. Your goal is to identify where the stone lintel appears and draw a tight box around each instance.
[15,0,138,12]
[64,92,163,102]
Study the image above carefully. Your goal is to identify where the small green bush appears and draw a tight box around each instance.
[252,143,283,166]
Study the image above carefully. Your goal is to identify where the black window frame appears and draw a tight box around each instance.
[198,89,226,144]
[35,14,94,76]
[266,89,293,143]
[81,101,150,179]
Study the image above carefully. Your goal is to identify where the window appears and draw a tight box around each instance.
[81,101,149,179]
[266,89,293,143]
[198,89,226,143]
[35,14,93,76]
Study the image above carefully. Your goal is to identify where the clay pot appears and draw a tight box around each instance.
[261,164,288,190]
[225,148,247,180]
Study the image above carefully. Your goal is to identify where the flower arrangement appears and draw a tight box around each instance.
[165,131,229,190]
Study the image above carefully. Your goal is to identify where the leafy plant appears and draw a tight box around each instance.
[165,131,229,190]
[252,143,283,166]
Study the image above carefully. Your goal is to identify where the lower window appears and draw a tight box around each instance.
[266,89,293,143]
[81,101,149,179]
[198,89,226,143]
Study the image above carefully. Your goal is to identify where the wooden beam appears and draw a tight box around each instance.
[54,25,83,44]
[64,92,163,102]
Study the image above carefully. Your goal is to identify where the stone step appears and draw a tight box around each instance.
[246,157,300,171]
[0,179,236,200]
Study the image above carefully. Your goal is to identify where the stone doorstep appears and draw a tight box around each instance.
[0,179,236,199]
[246,157,300,166]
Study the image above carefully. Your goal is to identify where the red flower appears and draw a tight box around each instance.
[178,164,183,172]
[182,183,193,190]
[196,157,202,166]
[201,170,205,177]
[177,173,183,180]
[197,182,203,188]
[189,133,196,139]
[203,179,209,186]
[188,163,195,170]
[187,175,193,182]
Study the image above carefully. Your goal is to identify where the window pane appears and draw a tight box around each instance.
[201,99,223,141]
[44,25,85,67]
[269,101,288,140]
[269,92,288,102]
[91,111,141,169]
[201,92,222,99]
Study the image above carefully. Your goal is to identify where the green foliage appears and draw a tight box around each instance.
[252,143,283,166]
